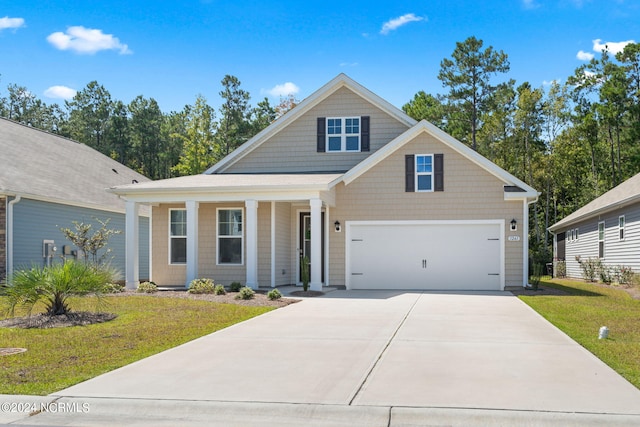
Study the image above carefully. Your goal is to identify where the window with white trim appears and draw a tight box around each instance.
[169,209,187,264]
[575,228,579,241]
[619,215,625,240]
[326,117,360,152]
[218,208,243,265]
[598,221,605,258]
[416,154,433,192]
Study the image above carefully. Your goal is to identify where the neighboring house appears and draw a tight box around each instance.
[549,172,640,279]
[111,74,538,292]
[0,117,150,281]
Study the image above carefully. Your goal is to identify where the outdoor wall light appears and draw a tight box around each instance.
[510,218,517,231]
[334,220,341,232]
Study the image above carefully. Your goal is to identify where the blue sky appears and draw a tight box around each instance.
[1,1,638,113]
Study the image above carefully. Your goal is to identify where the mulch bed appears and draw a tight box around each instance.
[289,290,325,297]
[0,312,117,329]
[113,290,300,307]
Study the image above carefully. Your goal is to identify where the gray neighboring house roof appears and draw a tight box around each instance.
[549,171,640,232]
[0,117,150,213]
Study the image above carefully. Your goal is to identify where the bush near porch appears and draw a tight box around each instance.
[518,278,640,390]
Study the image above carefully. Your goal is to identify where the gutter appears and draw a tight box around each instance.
[6,195,21,279]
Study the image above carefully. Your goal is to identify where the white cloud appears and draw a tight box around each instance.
[266,82,300,98]
[522,0,539,10]
[339,62,359,67]
[576,50,594,61]
[380,13,425,35]
[44,85,77,100]
[542,79,562,86]
[0,16,25,31]
[592,38,635,54]
[46,26,131,55]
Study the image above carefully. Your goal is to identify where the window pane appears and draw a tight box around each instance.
[170,237,186,263]
[345,118,359,134]
[417,175,432,191]
[327,118,341,134]
[219,209,242,236]
[346,136,359,151]
[170,210,186,236]
[219,237,242,264]
[416,156,432,173]
[328,136,341,151]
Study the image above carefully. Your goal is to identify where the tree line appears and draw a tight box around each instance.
[2,36,640,261]
[0,75,297,179]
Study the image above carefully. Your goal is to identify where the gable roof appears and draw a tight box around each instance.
[206,73,417,174]
[0,118,150,213]
[549,172,640,232]
[338,120,538,199]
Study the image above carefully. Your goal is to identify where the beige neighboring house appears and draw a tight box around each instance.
[111,74,538,291]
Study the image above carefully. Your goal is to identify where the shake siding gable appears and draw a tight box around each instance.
[330,133,524,287]
[223,87,410,174]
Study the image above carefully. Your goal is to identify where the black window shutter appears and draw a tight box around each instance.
[317,117,326,152]
[434,154,444,191]
[405,154,415,192]
[361,116,370,152]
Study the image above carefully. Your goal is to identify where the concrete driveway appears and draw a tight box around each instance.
[6,290,640,426]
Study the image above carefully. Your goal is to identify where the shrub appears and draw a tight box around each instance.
[615,265,635,285]
[555,261,566,278]
[214,284,226,295]
[577,257,599,282]
[229,281,242,292]
[137,281,158,293]
[530,263,543,290]
[105,283,125,293]
[188,278,215,294]
[267,289,282,300]
[301,256,310,292]
[235,286,255,300]
[3,261,114,316]
[599,264,613,284]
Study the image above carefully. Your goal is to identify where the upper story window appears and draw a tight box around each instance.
[327,117,360,152]
[416,154,433,192]
[317,116,370,153]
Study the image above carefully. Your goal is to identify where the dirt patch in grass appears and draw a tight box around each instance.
[509,284,570,297]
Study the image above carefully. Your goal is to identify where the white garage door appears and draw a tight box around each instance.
[348,221,503,291]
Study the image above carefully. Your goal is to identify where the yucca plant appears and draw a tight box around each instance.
[3,261,114,316]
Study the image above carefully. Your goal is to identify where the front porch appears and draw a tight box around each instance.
[123,194,338,292]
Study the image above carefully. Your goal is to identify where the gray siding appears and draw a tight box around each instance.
[560,203,640,279]
[10,198,149,280]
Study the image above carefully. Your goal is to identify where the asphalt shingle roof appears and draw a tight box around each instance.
[0,118,150,212]
[549,171,640,231]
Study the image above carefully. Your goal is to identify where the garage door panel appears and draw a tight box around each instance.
[349,223,502,291]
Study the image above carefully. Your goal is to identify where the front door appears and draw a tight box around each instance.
[299,212,325,283]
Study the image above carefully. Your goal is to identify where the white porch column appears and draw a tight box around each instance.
[523,199,530,287]
[125,200,140,290]
[245,199,259,290]
[270,201,276,288]
[185,200,199,288]
[310,198,322,291]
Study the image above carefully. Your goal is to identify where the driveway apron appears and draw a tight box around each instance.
[56,291,640,415]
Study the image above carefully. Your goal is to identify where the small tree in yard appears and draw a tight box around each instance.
[60,218,122,264]
[3,261,114,316]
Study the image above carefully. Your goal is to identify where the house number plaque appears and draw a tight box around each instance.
[508,236,520,241]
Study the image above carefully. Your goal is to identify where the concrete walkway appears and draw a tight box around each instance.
[3,290,640,426]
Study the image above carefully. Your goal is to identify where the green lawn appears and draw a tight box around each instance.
[519,278,640,389]
[0,296,273,395]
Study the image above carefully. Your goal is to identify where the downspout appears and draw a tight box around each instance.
[523,195,539,287]
[7,195,22,279]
